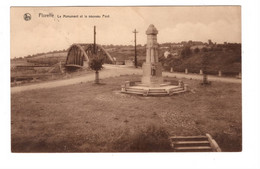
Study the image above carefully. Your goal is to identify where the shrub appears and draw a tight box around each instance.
[88,56,104,84]
[113,124,171,152]
[89,57,104,72]
[181,46,192,58]
[194,47,200,53]
[202,47,208,52]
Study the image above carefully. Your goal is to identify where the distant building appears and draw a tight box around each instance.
[164,51,178,58]
[164,51,170,58]
[171,44,183,48]
[172,52,178,56]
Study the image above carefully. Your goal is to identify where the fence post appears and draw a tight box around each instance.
[185,68,188,74]
[170,67,173,73]
[218,70,222,77]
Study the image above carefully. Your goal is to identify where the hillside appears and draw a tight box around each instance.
[11,43,241,81]
[160,50,241,76]
[104,43,241,77]
[160,44,241,76]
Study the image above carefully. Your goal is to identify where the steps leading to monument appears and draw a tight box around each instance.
[123,85,186,96]
[148,89,168,94]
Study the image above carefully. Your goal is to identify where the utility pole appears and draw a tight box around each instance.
[94,26,96,54]
[133,29,138,68]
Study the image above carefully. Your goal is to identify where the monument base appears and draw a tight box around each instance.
[141,62,163,87]
[121,81,188,96]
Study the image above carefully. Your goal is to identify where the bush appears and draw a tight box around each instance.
[202,47,208,52]
[181,46,192,58]
[194,47,200,53]
[88,57,104,72]
[113,124,171,152]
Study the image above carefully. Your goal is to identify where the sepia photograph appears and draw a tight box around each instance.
[10,6,242,153]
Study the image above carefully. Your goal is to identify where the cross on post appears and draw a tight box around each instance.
[133,29,138,68]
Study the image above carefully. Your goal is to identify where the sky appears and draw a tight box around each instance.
[10,6,241,58]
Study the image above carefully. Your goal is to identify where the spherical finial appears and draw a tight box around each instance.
[146,24,158,35]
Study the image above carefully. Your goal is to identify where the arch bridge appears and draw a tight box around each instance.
[65,43,115,69]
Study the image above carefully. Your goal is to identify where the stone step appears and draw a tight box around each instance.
[124,90,144,95]
[148,92,168,96]
[172,140,210,147]
[170,135,208,141]
[170,134,221,152]
[169,87,184,92]
[126,88,145,92]
[123,85,186,96]
[169,90,186,95]
[174,146,212,152]
[149,89,166,92]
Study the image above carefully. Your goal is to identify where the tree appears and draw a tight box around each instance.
[169,58,182,70]
[202,47,208,52]
[181,46,192,58]
[194,47,200,54]
[89,56,104,84]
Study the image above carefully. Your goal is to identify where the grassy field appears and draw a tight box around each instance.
[11,75,241,152]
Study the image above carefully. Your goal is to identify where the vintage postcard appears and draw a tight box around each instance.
[10,6,241,153]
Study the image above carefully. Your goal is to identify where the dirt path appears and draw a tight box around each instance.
[11,64,241,94]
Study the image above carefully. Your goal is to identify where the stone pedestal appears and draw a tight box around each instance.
[142,62,163,86]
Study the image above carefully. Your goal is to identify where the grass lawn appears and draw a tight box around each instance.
[11,75,242,152]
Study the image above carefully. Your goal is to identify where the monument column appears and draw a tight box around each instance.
[146,48,151,63]
[141,24,163,86]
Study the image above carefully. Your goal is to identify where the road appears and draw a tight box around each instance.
[11,64,241,94]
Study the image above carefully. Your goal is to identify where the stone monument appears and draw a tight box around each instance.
[121,24,188,96]
[141,24,163,87]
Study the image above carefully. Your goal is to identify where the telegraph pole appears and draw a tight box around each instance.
[94,26,96,54]
[133,29,138,68]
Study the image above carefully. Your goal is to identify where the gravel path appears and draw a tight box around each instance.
[11,64,241,94]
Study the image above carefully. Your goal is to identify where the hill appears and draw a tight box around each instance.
[159,43,241,76]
